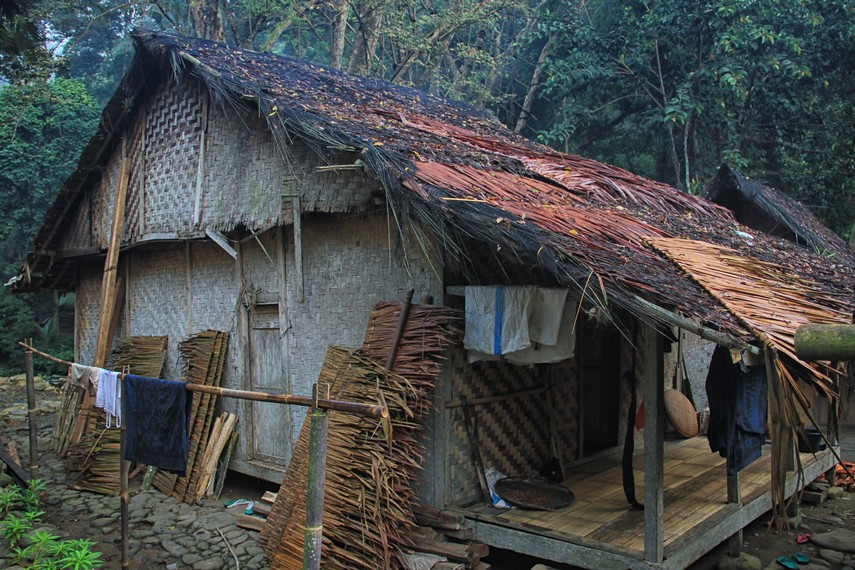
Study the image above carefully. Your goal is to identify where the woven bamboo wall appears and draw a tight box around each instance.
[187,241,238,333]
[446,345,559,506]
[125,245,189,379]
[74,263,104,365]
[282,210,443,446]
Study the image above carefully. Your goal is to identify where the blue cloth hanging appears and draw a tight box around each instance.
[705,346,767,475]
[124,374,192,476]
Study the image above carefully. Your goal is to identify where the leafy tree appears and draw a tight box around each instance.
[533,0,854,236]
[0,77,98,374]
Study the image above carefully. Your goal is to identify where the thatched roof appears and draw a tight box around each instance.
[706,164,852,259]
[18,32,855,389]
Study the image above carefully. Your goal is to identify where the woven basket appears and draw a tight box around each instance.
[495,478,575,510]
[664,388,699,438]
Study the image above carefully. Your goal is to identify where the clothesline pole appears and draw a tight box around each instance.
[16,341,387,419]
[24,341,39,479]
[183,384,388,418]
[303,384,328,570]
[119,367,130,570]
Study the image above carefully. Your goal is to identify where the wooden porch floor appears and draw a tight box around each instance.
[463,437,836,569]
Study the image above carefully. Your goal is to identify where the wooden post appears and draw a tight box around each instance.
[24,345,38,479]
[119,369,129,569]
[726,468,742,557]
[94,155,131,367]
[303,384,329,570]
[643,324,664,563]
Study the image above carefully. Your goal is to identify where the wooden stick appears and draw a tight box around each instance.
[19,342,387,418]
[17,341,71,367]
[119,368,129,570]
[460,396,492,506]
[24,345,39,479]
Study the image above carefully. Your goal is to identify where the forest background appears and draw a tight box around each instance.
[0,0,852,374]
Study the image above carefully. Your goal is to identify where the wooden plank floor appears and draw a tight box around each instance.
[466,437,831,557]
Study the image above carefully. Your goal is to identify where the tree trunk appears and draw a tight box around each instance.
[329,0,349,70]
[190,0,225,41]
[514,35,552,134]
[348,1,384,75]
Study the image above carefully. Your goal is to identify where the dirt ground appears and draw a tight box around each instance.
[3,374,855,570]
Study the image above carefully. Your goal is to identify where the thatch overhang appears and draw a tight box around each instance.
[16,32,855,392]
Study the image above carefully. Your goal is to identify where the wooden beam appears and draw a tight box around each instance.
[94,154,131,367]
[205,228,238,259]
[627,295,760,355]
[643,322,664,563]
[794,324,855,361]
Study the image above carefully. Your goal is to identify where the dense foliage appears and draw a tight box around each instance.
[0,0,852,372]
[0,77,98,375]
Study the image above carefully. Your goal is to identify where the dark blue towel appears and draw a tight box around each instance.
[705,346,768,475]
[124,374,192,476]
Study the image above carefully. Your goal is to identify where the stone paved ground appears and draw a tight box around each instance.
[0,374,270,569]
[3,372,855,570]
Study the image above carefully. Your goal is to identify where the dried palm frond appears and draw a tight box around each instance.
[63,336,169,495]
[152,330,229,502]
[260,301,460,569]
[649,237,850,525]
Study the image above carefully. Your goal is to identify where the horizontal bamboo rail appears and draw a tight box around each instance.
[17,341,387,418]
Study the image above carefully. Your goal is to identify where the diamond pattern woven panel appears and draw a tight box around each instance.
[143,80,202,234]
[124,109,148,240]
[447,345,552,506]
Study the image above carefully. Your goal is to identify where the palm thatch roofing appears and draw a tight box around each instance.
[18,32,854,391]
[706,163,853,260]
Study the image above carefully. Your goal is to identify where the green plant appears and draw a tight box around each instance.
[56,539,102,570]
[3,514,33,545]
[0,481,103,569]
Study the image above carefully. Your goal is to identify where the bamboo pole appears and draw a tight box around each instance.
[119,368,129,570]
[17,342,386,418]
[94,155,131,367]
[303,385,329,570]
[24,343,38,479]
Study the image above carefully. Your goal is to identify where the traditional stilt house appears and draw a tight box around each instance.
[15,32,853,568]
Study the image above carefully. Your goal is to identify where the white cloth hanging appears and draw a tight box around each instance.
[465,286,578,364]
[464,286,534,355]
[95,369,121,428]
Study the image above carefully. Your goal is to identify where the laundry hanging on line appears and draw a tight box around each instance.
[96,369,122,428]
[464,286,577,364]
[69,362,122,427]
[123,374,193,476]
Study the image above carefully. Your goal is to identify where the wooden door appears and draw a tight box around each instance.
[580,321,622,456]
[248,304,291,465]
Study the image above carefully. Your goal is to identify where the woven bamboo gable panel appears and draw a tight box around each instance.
[124,105,148,241]
[201,103,379,232]
[142,79,203,235]
[58,190,93,253]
